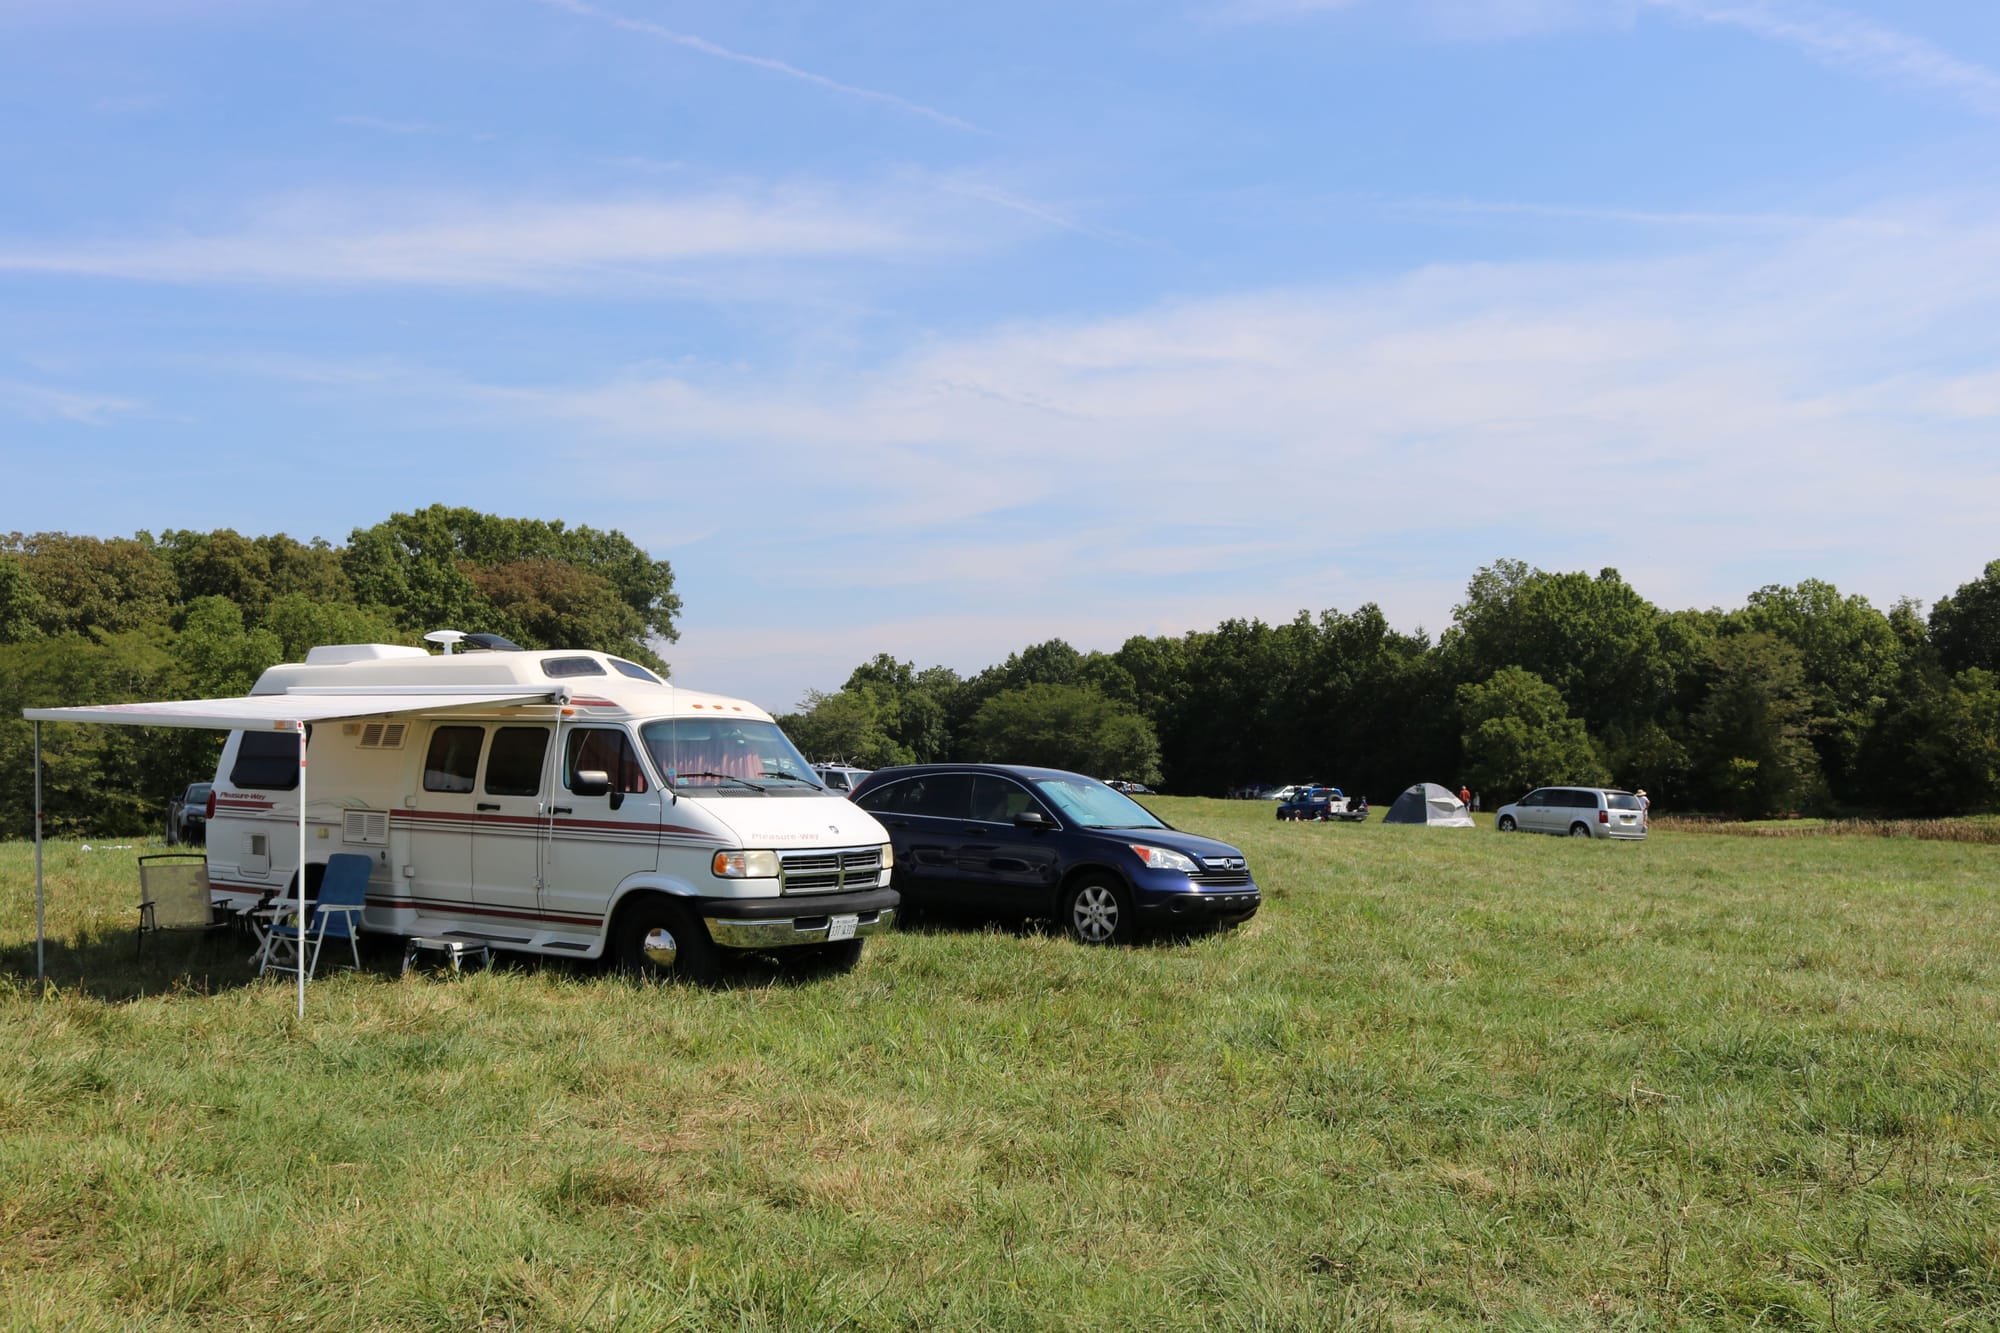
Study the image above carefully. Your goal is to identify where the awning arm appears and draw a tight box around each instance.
[33,721,44,995]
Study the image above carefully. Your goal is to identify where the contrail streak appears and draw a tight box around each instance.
[533,0,984,134]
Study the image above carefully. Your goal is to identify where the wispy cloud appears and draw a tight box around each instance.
[1224,0,2000,117]
[531,0,982,134]
[485,198,2000,637]
[0,378,138,424]
[335,114,494,142]
[1644,0,2000,118]
[1373,192,1878,231]
[0,189,940,289]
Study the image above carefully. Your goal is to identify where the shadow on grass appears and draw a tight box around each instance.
[895,904,1241,951]
[2,922,862,1001]
[2,919,306,1001]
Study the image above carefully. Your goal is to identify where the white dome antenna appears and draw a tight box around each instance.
[423,629,467,655]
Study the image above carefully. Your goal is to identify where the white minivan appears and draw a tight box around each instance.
[1493,787,1647,840]
[203,640,897,980]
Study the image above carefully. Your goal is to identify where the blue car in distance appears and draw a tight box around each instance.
[849,763,1261,944]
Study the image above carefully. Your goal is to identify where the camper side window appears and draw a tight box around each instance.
[565,728,648,794]
[231,731,301,791]
[485,727,550,797]
[423,726,484,794]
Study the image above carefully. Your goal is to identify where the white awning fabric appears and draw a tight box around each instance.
[24,687,559,731]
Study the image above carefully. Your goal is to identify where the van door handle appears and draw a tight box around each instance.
[551,806,573,815]
[477,803,500,812]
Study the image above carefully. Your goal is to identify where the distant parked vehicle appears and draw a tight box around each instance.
[168,782,212,845]
[1493,787,1647,840]
[812,764,873,796]
[1277,786,1366,822]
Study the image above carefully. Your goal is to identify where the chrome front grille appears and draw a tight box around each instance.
[1189,855,1251,887]
[779,845,884,895]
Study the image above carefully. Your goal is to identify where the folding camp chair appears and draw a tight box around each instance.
[137,852,226,957]
[258,853,371,978]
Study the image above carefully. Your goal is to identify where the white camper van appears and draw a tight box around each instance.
[203,639,897,980]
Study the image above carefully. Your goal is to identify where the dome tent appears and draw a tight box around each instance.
[1382,782,1474,827]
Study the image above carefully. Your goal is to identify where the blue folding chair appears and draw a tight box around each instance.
[260,853,371,978]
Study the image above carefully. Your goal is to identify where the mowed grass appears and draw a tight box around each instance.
[3,804,1998,1331]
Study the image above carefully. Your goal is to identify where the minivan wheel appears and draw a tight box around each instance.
[1496,815,1516,832]
[615,897,721,984]
[1063,876,1133,946]
[1568,822,1592,838]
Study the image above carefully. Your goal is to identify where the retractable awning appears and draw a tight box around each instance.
[23,685,563,1016]
[24,686,560,731]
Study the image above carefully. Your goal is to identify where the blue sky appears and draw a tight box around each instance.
[3,0,1998,710]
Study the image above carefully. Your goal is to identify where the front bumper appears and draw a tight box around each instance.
[697,886,900,948]
[1135,885,1261,925]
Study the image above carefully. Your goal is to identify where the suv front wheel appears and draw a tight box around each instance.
[1062,876,1133,946]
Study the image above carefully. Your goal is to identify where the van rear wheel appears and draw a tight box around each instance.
[1568,822,1592,838]
[615,897,721,984]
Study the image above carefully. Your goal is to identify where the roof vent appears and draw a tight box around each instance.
[423,629,524,654]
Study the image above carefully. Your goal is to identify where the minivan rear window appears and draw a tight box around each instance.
[1607,792,1642,810]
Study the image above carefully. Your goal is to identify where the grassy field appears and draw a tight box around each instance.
[3,802,1998,1330]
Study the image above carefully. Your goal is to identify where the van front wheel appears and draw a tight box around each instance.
[1496,815,1516,832]
[614,897,721,984]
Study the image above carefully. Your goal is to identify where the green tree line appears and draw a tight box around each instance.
[783,558,2000,820]
[8,512,1999,832]
[1,506,678,837]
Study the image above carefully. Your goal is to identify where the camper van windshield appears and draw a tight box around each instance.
[639,718,820,795]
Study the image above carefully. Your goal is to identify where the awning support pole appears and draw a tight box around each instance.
[33,720,45,996]
[296,719,307,1020]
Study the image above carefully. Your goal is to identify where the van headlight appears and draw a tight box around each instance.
[881,843,894,869]
[1129,844,1198,874]
[712,849,781,879]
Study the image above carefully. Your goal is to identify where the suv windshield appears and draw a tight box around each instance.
[1031,774,1166,829]
[639,719,820,795]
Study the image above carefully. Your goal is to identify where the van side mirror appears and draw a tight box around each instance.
[572,769,611,797]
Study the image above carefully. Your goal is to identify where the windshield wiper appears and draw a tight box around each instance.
[757,771,822,787]
[674,771,766,792]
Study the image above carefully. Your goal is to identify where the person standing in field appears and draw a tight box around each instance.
[1458,784,1471,808]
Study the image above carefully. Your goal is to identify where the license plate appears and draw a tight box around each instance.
[827,914,858,941]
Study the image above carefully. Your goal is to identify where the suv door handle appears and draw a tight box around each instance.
[477,803,500,812]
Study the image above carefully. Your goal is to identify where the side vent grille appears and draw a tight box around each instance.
[358,722,408,749]
[343,811,390,845]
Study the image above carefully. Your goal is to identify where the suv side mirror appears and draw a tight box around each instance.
[1014,809,1052,829]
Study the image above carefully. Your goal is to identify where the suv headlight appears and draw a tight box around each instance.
[1129,844,1198,874]
[712,849,781,879]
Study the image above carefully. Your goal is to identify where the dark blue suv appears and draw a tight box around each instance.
[849,763,1261,944]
